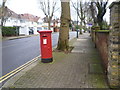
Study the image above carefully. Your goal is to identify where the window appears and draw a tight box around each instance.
[20,20,25,23]
[37,27,42,30]
[44,27,48,30]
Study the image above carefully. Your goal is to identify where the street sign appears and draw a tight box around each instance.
[87,23,93,27]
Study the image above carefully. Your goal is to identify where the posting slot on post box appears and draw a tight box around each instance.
[43,39,47,44]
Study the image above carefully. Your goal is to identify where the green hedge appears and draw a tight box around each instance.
[2,26,19,36]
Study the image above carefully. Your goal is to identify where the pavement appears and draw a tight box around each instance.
[2,34,39,41]
[2,32,109,89]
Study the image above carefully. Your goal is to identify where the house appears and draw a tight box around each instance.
[1,7,61,35]
[42,17,60,32]
[52,18,60,32]
[37,18,48,31]
[1,7,40,35]
[0,6,19,27]
[18,13,40,35]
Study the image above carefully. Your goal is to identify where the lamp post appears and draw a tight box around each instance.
[76,0,79,38]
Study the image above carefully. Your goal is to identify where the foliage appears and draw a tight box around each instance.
[102,20,109,30]
[2,26,19,36]
[75,25,79,30]
[69,22,72,28]
[85,0,109,29]
[91,20,109,30]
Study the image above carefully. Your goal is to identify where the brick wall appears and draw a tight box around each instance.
[108,2,120,88]
[95,32,109,72]
[91,26,100,47]
[91,2,120,88]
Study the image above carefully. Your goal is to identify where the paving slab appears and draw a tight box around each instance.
[2,33,109,89]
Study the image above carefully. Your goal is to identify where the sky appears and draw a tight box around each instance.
[4,0,61,18]
[0,0,119,23]
[5,0,45,17]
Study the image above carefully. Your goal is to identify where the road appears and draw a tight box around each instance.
[2,31,77,76]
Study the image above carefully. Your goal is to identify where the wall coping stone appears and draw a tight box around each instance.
[93,30,110,33]
[109,1,120,9]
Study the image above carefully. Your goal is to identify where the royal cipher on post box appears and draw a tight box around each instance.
[38,30,53,63]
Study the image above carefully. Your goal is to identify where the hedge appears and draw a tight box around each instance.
[2,26,19,36]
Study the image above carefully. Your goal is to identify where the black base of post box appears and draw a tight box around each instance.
[41,58,53,63]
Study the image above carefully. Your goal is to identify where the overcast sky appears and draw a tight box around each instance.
[0,0,118,23]
[4,0,61,18]
[5,0,45,17]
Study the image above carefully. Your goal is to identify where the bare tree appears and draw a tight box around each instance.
[0,0,12,28]
[0,0,7,28]
[95,0,109,29]
[71,1,87,34]
[88,2,98,26]
[0,0,7,39]
[88,0,109,29]
[57,0,71,51]
[1,7,12,26]
[72,0,109,30]
[39,0,59,30]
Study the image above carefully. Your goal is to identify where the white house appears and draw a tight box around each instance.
[2,7,61,35]
[3,7,40,35]
[18,13,40,35]
[37,18,48,31]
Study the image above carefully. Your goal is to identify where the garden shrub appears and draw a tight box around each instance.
[2,26,19,36]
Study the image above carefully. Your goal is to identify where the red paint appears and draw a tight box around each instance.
[38,30,52,59]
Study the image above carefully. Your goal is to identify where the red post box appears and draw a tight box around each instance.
[38,30,53,63]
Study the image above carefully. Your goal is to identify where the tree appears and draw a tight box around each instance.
[0,0,6,28]
[95,0,109,29]
[0,0,12,28]
[89,2,98,26]
[0,0,7,39]
[88,0,109,29]
[0,7,12,26]
[72,1,87,34]
[57,0,71,51]
[39,0,59,30]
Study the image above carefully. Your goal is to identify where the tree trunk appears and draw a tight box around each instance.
[95,1,108,29]
[1,2,5,29]
[79,2,83,34]
[97,17,103,30]
[97,8,106,30]
[48,19,51,30]
[0,1,6,39]
[80,21,82,34]
[57,1,71,51]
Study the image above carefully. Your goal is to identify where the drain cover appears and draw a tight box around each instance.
[88,63,104,74]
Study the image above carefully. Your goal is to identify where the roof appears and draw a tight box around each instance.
[19,13,40,22]
[0,7,40,22]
